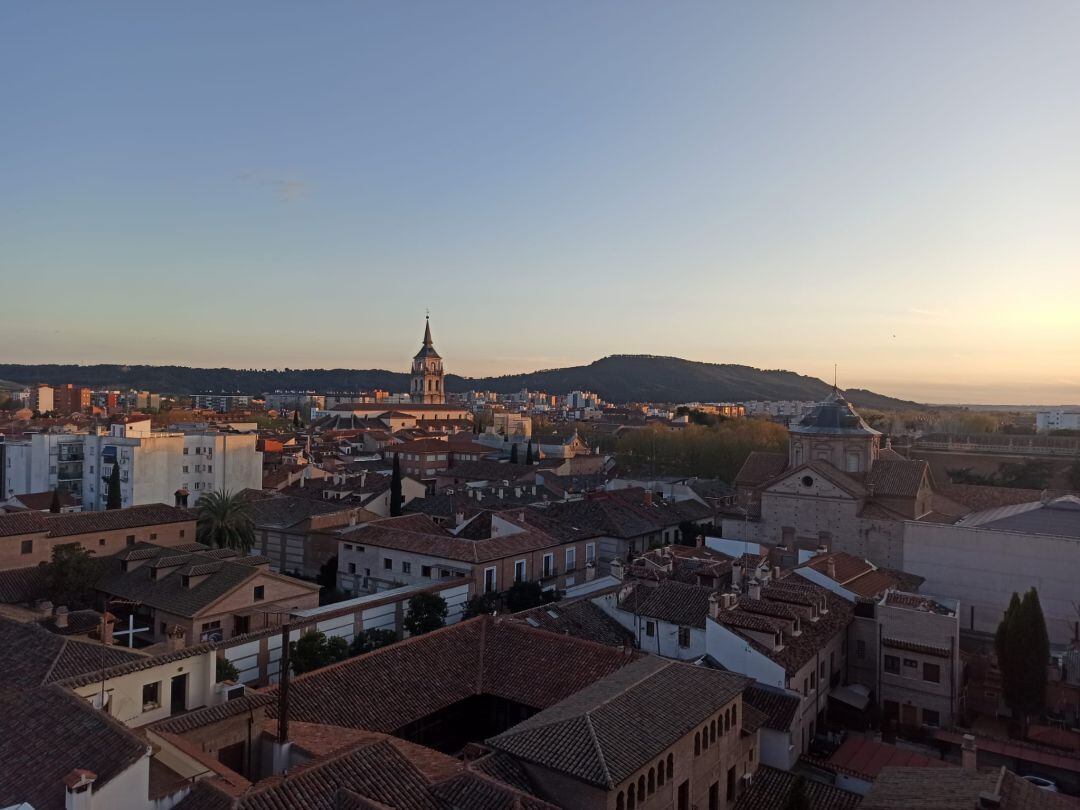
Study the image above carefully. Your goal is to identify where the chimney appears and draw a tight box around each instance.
[166,624,186,652]
[748,579,762,601]
[610,559,625,581]
[64,769,96,810]
[643,490,653,506]
[54,605,69,630]
[827,558,837,581]
[101,612,116,646]
[772,565,781,581]
[454,511,465,527]
[961,734,977,771]
[709,593,721,620]
[731,561,743,590]
[695,533,704,548]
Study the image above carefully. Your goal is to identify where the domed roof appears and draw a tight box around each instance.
[790,390,881,436]
[413,317,441,361]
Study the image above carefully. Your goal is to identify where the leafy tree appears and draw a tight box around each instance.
[462,593,497,618]
[404,592,448,636]
[996,588,1050,736]
[509,443,519,464]
[946,467,996,486]
[390,454,403,517]
[290,630,350,675]
[525,440,533,465]
[349,627,397,656]
[317,555,338,591]
[216,657,241,683]
[505,581,544,612]
[998,459,1053,490]
[783,776,812,810]
[105,458,122,510]
[615,421,788,482]
[43,543,101,609]
[49,489,61,514]
[678,520,704,547]
[196,489,255,552]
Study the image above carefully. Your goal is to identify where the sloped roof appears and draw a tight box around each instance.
[0,616,144,687]
[267,617,637,735]
[743,685,801,732]
[245,493,359,529]
[734,765,862,810]
[0,503,193,538]
[734,451,789,487]
[488,657,748,788]
[619,580,715,628]
[866,459,930,498]
[510,598,634,648]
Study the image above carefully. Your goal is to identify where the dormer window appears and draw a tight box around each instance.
[181,575,190,588]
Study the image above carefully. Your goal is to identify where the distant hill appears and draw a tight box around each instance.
[0,355,925,409]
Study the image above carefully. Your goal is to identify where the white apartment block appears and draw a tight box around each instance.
[1035,409,1080,433]
[1,419,262,510]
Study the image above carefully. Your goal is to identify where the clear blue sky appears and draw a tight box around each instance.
[2,2,1078,403]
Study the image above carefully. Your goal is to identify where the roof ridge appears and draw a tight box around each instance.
[39,635,69,685]
[583,711,614,788]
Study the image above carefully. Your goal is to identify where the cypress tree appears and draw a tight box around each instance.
[49,489,61,514]
[525,440,533,465]
[293,410,300,428]
[105,458,122,510]
[996,588,1050,736]
[390,454,403,517]
[510,443,519,464]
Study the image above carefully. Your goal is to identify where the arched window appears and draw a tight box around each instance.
[638,775,645,797]
[702,725,709,749]
[616,793,624,810]
[627,785,636,810]
[694,732,700,755]
[724,708,730,731]
[710,719,717,743]
[657,760,666,786]
[732,705,737,727]
[648,768,655,794]
[666,753,674,779]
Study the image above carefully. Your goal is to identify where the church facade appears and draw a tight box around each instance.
[410,316,445,405]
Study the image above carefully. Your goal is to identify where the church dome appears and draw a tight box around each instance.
[790,391,881,436]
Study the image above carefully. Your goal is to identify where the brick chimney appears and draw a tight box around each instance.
[731,561,743,590]
[610,558,625,581]
[54,605,69,630]
[100,612,116,646]
[748,579,762,601]
[64,769,96,810]
[961,733,977,770]
[827,558,837,581]
[166,624,186,652]
[643,490,653,506]
[708,593,721,620]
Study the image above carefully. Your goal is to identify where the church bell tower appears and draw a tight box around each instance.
[410,316,445,404]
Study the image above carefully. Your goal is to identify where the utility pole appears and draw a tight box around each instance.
[277,621,291,745]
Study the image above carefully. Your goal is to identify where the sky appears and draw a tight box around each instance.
[2,2,1078,405]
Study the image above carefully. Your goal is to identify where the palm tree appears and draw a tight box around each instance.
[196,489,255,552]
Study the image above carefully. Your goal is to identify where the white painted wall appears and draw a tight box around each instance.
[705,536,761,558]
[705,618,787,688]
[759,727,796,771]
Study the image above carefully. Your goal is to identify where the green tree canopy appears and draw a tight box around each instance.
[290,630,350,675]
[349,627,397,656]
[505,581,544,612]
[404,592,448,636]
[216,657,241,683]
[44,543,101,610]
[196,489,256,552]
[105,458,122,510]
[615,420,788,482]
[995,587,1050,734]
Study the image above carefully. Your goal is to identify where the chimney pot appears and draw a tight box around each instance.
[748,579,762,601]
[54,605,69,629]
[961,733,977,771]
[827,559,837,580]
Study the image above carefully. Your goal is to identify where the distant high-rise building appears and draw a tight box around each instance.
[410,316,445,404]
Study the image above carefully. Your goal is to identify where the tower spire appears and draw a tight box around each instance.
[423,312,432,347]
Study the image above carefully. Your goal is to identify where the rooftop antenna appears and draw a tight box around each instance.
[833,363,839,394]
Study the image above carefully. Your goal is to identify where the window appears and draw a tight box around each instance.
[803,677,809,696]
[856,640,866,659]
[253,585,265,601]
[884,655,901,674]
[710,720,716,743]
[20,540,32,555]
[709,782,719,810]
[666,754,673,779]
[922,708,940,726]
[126,535,136,546]
[183,465,189,474]
[348,563,356,574]
[383,558,393,570]
[645,620,656,637]
[903,658,918,669]
[484,567,497,593]
[142,681,161,711]
[543,553,554,577]
[565,547,576,572]
[234,614,250,635]
[726,766,737,801]
[180,530,185,538]
[923,662,941,684]
[514,559,526,582]
[401,561,412,574]
[678,626,691,648]
[586,543,595,563]
[183,447,189,455]
[810,671,816,689]
[421,565,432,578]
[150,533,157,540]
[344,544,353,551]
[99,538,106,546]
[657,759,666,786]
[694,732,700,755]
[702,724,709,749]
[648,768,655,794]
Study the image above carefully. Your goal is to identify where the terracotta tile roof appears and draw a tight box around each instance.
[734,765,862,810]
[489,657,749,788]
[828,734,952,779]
[619,580,715,628]
[861,766,998,809]
[7,490,79,511]
[865,459,929,498]
[436,460,536,484]
[245,493,360,529]
[734,451,789,487]
[510,598,634,647]
[882,637,952,658]
[0,503,194,538]
[936,483,1046,513]
[0,564,49,603]
[743,685,801,732]
[0,616,144,687]
[153,692,275,734]
[265,617,637,735]
[0,684,148,810]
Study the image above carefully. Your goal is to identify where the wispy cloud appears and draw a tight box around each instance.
[908,308,946,318]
